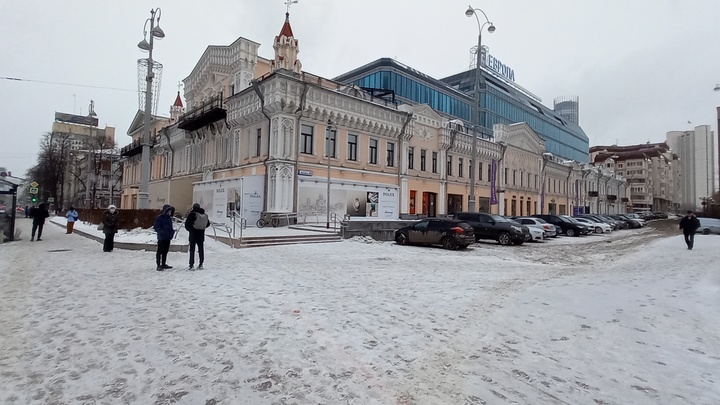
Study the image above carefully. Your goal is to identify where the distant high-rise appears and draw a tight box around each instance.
[553,96,579,125]
[666,125,717,210]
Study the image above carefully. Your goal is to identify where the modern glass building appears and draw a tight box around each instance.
[333,58,590,163]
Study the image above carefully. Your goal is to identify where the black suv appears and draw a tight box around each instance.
[533,214,589,237]
[455,212,526,245]
[394,218,475,250]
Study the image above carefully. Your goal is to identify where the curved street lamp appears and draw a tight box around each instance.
[138,8,164,209]
[466,5,495,213]
[714,84,720,92]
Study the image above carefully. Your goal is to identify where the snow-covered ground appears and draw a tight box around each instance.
[1,218,718,404]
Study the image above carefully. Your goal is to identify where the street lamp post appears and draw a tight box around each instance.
[325,120,334,229]
[466,5,495,213]
[137,8,165,209]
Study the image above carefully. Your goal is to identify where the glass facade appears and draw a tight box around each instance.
[338,60,589,163]
[352,71,472,121]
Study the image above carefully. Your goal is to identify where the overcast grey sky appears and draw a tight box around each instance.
[1,0,719,176]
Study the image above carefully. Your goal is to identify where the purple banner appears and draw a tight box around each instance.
[490,159,498,205]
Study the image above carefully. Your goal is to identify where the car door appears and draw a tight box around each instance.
[409,220,430,244]
[456,213,481,239]
[476,214,493,238]
[426,220,446,245]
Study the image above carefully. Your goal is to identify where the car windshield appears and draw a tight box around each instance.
[560,215,578,223]
[489,214,509,222]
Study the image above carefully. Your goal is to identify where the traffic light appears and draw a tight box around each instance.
[31,196,37,203]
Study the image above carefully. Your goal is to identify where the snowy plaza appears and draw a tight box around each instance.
[1,218,719,404]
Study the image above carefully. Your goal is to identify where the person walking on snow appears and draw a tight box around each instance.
[153,204,175,271]
[65,206,79,234]
[101,205,119,252]
[184,202,210,270]
[679,210,700,250]
[30,203,49,241]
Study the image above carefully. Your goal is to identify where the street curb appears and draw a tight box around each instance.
[50,221,188,252]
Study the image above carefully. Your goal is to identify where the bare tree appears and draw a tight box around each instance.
[85,135,117,208]
[28,132,71,212]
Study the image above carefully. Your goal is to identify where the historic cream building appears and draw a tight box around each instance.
[121,12,626,221]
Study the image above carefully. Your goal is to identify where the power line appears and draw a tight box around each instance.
[0,76,137,93]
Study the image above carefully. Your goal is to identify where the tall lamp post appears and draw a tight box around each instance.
[137,8,165,209]
[325,120,335,228]
[466,5,495,213]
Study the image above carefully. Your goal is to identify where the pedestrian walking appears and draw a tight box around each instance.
[153,204,175,271]
[184,202,210,270]
[24,205,29,218]
[679,210,701,250]
[101,205,119,252]
[29,203,49,241]
[65,206,79,234]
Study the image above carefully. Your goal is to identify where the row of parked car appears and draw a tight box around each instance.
[394,212,648,250]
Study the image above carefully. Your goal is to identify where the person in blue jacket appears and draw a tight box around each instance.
[65,206,79,234]
[153,204,175,271]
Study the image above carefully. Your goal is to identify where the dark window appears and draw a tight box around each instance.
[479,162,483,181]
[256,128,262,156]
[408,147,414,170]
[447,155,453,176]
[513,170,517,186]
[348,134,358,161]
[369,139,378,164]
[420,149,427,171]
[326,128,337,158]
[432,151,438,173]
[459,158,464,178]
[387,142,395,167]
[504,168,508,184]
[301,124,314,155]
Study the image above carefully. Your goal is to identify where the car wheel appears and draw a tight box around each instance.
[595,226,603,234]
[458,244,470,250]
[442,237,458,250]
[395,233,408,245]
[566,228,576,237]
[497,232,512,245]
[703,229,710,235]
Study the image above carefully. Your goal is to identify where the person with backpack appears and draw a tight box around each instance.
[65,206,79,234]
[184,203,210,270]
[153,204,175,271]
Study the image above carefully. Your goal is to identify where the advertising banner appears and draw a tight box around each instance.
[490,159,498,205]
[298,179,399,220]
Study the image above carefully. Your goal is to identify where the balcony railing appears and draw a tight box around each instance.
[178,93,226,132]
[120,138,157,157]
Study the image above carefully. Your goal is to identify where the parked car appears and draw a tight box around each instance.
[696,217,720,235]
[573,217,612,234]
[577,214,620,230]
[611,214,645,228]
[512,216,557,238]
[455,212,526,245]
[394,218,475,250]
[533,214,589,237]
[525,225,545,241]
[597,214,628,229]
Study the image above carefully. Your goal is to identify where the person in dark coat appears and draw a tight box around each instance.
[153,204,175,271]
[101,205,119,252]
[30,203,50,241]
[184,203,210,270]
[679,210,701,250]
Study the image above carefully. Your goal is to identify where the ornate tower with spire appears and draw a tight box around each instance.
[271,13,302,74]
[170,91,185,121]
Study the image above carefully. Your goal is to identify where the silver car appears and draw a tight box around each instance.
[514,217,558,238]
[696,217,720,235]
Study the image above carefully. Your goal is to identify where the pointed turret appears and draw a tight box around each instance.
[271,13,302,74]
[170,91,185,121]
